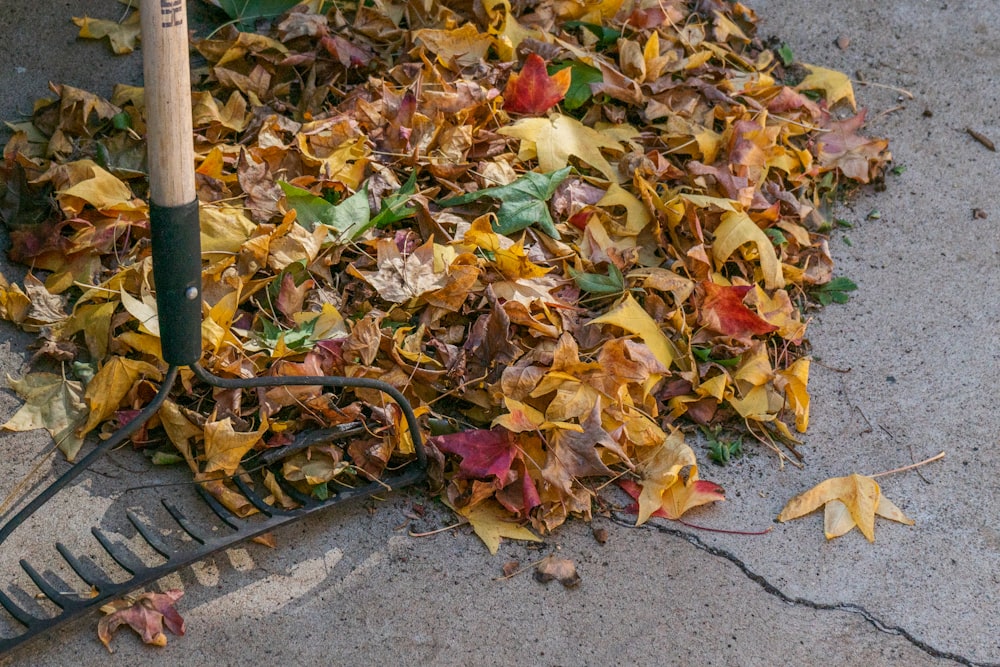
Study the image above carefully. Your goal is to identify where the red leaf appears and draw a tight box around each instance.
[697,281,779,338]
[432,427,518,481]
[98,590,185,651]
[503,54,572,115]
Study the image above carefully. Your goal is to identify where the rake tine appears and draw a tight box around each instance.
[125,511,173,560]
[90,528,145,575]
[17,562,77,611]
[0,589,40,628]
[230,476,280,516]
[55,543,113,589]
[190,487,241,530]
[272,474,315,506]
[161,500,211,543]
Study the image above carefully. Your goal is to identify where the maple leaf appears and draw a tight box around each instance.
[503,54,573,115]
[432,428,519,482]
[353,238,447,304]
[696,280,779,338]
[202,417,269,476]
[777,473,914,542]
[796,63,856,110]
[815,111,891,183]
[711,211,785,290]
[2,372,87,460]
[632,428,699,525]
[456,499,542,554]
[588,293,675,369]
[97,590,185,651]
[80,357,163,437]
[73,12,142,55]
[619,477,725,521]
[497,113,626,182]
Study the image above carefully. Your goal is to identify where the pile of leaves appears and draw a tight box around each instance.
[0,0,890,542]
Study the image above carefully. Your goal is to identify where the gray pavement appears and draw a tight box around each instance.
[0,1,997,665]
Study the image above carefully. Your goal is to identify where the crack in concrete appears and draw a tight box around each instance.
[610,513,997,667]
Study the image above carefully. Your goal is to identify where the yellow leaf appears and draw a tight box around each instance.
[634,428,697,525]
[457,500,542,554]
[63,301,117,359]
[120,287,159,336]
[3,372,87,460]
[497,114,626,182]
[57,161,137,216]
[796,64,856,110]
[80,357,163,436]
[413,24,493,69]
[712,211,785,289]
[73,13,141,55]
[777,473,914,542]
[588,293,674,370]
[201,205,256,254]
[597,183,651,235]
[159,400,203,474]
[776,358,810,432]
[203,417,269,476]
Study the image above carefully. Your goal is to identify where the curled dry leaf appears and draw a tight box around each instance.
[534,555,580,588]
[97,590,185,651]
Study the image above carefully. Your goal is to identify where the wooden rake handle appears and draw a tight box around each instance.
[141,0,203,365]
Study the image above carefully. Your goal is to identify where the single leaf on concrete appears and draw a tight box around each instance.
[3,372,87,460]
[777,473,914,542]
[534,555,580,587]
[98,590,185,651]
[73,13,142,55]
[457,499,542,554]
[504,53,572,115]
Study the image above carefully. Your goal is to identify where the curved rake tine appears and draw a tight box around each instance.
[55,544,113,589]
[18,561,72,611]
[0,590,40,628]
[190,488,241,531]
[161,501,211,544]
[90,528,145,576]
[126,511,173,560]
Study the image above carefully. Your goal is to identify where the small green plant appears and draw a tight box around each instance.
[701,426,744,466]
[812,276,858,305]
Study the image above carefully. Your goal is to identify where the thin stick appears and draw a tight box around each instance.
[869,451,945,479]
[493,557,547,581]
[853,79,914,100]
[676,518,773,536]
[408,520,467,538]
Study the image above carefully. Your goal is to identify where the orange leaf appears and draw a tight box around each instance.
[503,54,572,115]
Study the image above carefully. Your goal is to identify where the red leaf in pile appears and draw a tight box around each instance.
[97,590,185,651]
[432,427,518,481]
[503,54,572,115]
[696,281,778,338]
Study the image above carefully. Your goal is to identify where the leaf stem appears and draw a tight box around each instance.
[869,451,945,478]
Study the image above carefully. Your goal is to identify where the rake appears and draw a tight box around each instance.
[0,0,426,654]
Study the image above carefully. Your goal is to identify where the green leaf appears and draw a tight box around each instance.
[812,276,858,305]
[776,43,795,66]
[564,21,621,49]
[437,167,571,239]
[279,181,372,240]
[765,228,788,246]
[567,263,623,294]
[216,0,300,22]
[370,171,418,228]
[552,61,603,111]
[259,317,318,351]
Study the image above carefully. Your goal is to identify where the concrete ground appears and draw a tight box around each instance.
[0,0,997,665]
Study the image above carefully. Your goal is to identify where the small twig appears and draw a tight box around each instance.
[676,518,773,536]
[811,358,852,373]
[966,128,996,152]
[852,78,914,100]
[869,451,945,479]
[493,557,547,581]
[408,520,467,538]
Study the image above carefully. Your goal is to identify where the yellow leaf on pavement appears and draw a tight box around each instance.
[457,499,542,554]
[3,372,87,460]
[73,12,142,55]
[778,473,914,542]
[712,211,785,289]
[634,428,697,525]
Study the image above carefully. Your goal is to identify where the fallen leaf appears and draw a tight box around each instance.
[2,372,87,460]
[534,555,580,587]
[777,473,914,542]
[457,499,542,554]
[504,54,573,115]
[498,113,626,182]
[696,281,779,339]
[98,590,185,651]
[73,12,142,55]
[203,417,269,476]
[796,63,856,109]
